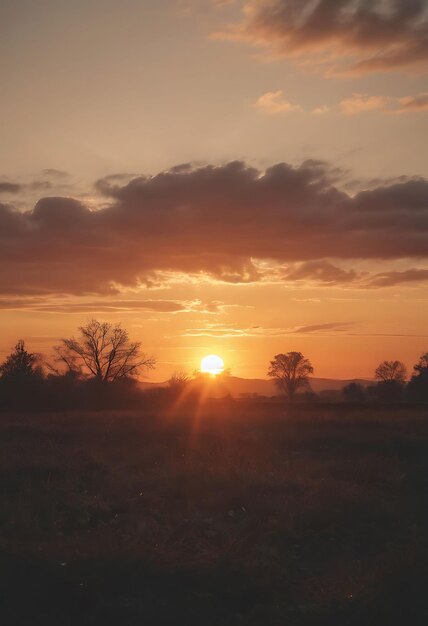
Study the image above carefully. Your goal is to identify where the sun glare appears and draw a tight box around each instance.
[200,354,224,376]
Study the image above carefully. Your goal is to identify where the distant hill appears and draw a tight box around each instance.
[139,376,373,397]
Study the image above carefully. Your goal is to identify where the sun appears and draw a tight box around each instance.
[200,354,224,376]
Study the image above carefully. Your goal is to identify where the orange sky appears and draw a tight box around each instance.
[1,1,428,381]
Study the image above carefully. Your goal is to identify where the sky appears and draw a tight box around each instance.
[1,0,428,381]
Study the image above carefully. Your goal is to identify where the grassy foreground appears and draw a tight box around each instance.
[1,402,428,625]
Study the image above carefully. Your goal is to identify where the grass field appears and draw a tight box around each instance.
[1,402,428,625]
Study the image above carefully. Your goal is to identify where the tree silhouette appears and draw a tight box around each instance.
[55,319,155,383]
[374,360,407,383]
[413,353,428,377]
[168,371,190,391]
[408,352,428,402]
[268,352,314,401]
[343,382,366,403]
[0,340,40,382]
[373,360,407,403]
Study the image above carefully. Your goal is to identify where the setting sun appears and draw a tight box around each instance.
[200,355,224,376]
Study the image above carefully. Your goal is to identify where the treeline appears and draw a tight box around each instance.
[267,352,428,404]
[0,320,156,411]
[342,357,428,404]
[1,322,428,410]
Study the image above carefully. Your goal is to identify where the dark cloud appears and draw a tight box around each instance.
[1,160,428,295]
[31,197,91,229]
[0,182,21,194]
[216,0,428,75]
[284,261,428,288]
[284,261,359,284]
[0,175,70,200]
[366,269,428,288]
[295,322,354,333]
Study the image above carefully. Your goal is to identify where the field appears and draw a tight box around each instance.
[1,402,428,625]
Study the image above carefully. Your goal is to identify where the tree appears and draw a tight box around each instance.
[407,352,428,402]
[0,340,40,382]
[55,319,155,383]
[373,360,407,403]
[168,371,190,392]
[343,382,366,403]
[268,352,314,401]
[374,360,407,383]
[413,353,428,377]
[0,341,44,408]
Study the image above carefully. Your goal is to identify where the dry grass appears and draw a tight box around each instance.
[1,402,428,625]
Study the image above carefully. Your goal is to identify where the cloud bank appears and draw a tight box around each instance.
[1,159,428,296]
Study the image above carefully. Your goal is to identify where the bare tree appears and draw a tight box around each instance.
[268,352,314,401]
[374,360,407,384]
[55,319,155,382]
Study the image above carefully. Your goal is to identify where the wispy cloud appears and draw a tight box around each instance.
[253,92,428,117]
[395,93,428,113]
[340,92,428,115]
[283,261,359,285]
[312,105,330,115]
[0,297,230,315]
[365,269,428,288]
[183,321,355,338]
[340,94,390,115]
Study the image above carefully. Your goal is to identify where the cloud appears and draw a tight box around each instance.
[1,160,428,296]
[0,171,73,201]
[295,321,354,333]
[183,321,354,337]
[339,92,428,114]
[0,182,21,194]
[41,169,70,179]
[340,94,390,115]
[312,105,330,115]
[366,269,428,288]
[253,90,303,114]
[0,297,228,314]
[283,261,359,284]
[265,260,428,288]
[214,0,428,75]
[396,92,428,113]
[254,92,428,116]
[30,181,53,191]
